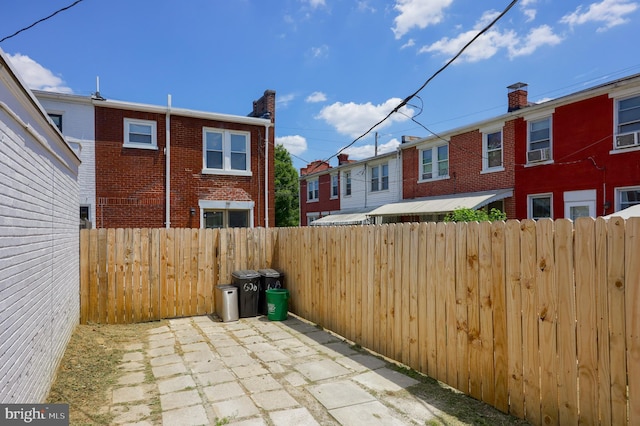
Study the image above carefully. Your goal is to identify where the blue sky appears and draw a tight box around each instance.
[2,0,639,171]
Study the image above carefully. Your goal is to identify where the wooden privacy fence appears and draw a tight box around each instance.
[79,218,640,425]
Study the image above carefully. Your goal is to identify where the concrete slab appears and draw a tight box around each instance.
[147,345,175,357]
[335,354,387,372]
[217,345,251,357]
[238,335,267,345]
[112,385,147,404]
[122,352,144,362]
[203,382,246,402]
[148,326,171,335]
[227,417,267,426]
[330,401,406,426]
[245,342,277,353]
[147,337,175,349]
[189,359,226,373]
[117,371,145,386]
[148,332,173,342]
[251,389,299,410]
[161,404,209,426]
[182,349,217,364]
[352,368,420,393]
[295,359,350,382]
[254,349,288,363]
[181,342,211,353]
[221,354,255,368]
[195,369,236,386]
[268,407,320,426]
[159,389,201,411]
[211,395,260,419]
[240,375,282,393]
[299,330,339,345]
[118,361,145,372]
[283,372,307,387]
[231,364,269,379]
[157,375,196,394]
[152,362,187,378]
[149,353,183,367]
[110,404,151,424]
[307,381,375,410]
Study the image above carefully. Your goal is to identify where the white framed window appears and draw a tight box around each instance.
[307,179,319,202]
[370,163,389,192]
[526,117,552,163]
[564,189,596,220]
[48,113,63,132]
[482,130,503,171]
[615,185,640,211]
[420,144,449,181]
[528,193,553,219]
[344,171,352,197]
[331,174,339,199]
[307,212,320,225]
[124,118,157,149]
[614,94,640,149]
[199,200,254,229]
[203,128,251,175]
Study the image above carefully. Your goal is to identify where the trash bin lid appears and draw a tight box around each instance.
[232,269,260,279]
[257,268,280,277]
[216,284,236,290]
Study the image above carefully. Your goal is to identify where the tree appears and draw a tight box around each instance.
[274,144,300,227]
[444,207,507,222]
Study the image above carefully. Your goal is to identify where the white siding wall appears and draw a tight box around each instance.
[340,152,402,210]
[36,94,95,226]
[0,67,80,403]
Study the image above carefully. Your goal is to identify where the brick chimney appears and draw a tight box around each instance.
[300,160,330,176]
[337,153,349,165]
[250,89,276,122]
[507,82,528,112]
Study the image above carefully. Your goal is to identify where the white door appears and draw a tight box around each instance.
[564,190,597,220]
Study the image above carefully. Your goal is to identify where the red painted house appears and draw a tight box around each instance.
[299,159,339,226]
[94,90,275,228]
[512,74,640,219]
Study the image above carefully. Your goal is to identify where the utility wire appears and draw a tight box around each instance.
[0,0,85,43]
[310,0,520,173]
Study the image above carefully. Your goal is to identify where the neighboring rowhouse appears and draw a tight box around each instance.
[0,48,80,402]
[299,151,402,226]
[93,91,275,229]
[511,74,640,219]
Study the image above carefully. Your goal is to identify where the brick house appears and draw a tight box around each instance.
[94,90,276,228]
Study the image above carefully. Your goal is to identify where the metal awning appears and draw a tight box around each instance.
[310,208,375,226]
[368,189,513,217]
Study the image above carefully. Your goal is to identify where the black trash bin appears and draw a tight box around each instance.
[231,269,260,317]
[257,269,284,315]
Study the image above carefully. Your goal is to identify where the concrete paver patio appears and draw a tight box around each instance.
[107,314,526,425]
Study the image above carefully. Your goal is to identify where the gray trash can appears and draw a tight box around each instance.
[216,285,239,322]
[258,269,283,315]
[232,270,261,317]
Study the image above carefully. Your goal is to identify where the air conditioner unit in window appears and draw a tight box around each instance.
[615,132,639,148]
[527,147,551,163]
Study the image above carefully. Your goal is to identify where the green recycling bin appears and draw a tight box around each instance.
[266,288,289,321]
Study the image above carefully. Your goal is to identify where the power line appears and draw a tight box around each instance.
[0,0,85,43]
[310,0,519,173]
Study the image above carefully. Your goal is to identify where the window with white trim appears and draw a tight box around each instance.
[420,144,449,180]
[203,128,251,174]
[370,163,389,192]
[616,186,640,211]
[124,118,157,149]
[483,130,503,171]
[528,193,553,219]
[527,117,552,163]
[331,174,339,198]
[49,113,62,132]
[307,179,319,202]
[344,171,352,196]
[615,94,640,149]
[203,210,249,228]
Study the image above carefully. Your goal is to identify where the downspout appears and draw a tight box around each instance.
[165,95,171,228]
[264,122,272,227]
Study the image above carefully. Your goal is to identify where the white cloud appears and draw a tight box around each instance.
[509,25,563,57]
[343,138,400,160]
[276,135,308,155]
[522,8,537,22]
[304,0,326,9]
[392,0,453,39]
[309,44,329,58]
[6,53,72,93]
[357,1,376,13]
[277,93,296,108]
[401,38,416,49]
[316,98,414,138]
[306,91,327,103]
[560,0,638,32]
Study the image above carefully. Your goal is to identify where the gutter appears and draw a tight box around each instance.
[264,121,273,227]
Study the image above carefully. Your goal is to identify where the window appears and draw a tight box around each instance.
[331,174,339,198]
[483,131,503,170]
[420,144,449,180]
[616,186,640,210]
[526,117,552,163]
[528,194,553,219]
[307,179,319,202]
[344,171,352,196]
[49,114,62,132]
[615,94,640,149]
[203,128,250,174]
[124,118,157,149]
[370,163,388,192]
[203,210,249,228]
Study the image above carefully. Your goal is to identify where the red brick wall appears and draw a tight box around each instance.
[95,106,274,228]
[299,172,340,226]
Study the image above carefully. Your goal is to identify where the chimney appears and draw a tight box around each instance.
[300,160,330,176]
[337,153,349,165]
[250,89,276,122]
[507,82,528,112]
[401,135,421,144]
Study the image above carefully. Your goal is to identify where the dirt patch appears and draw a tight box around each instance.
[46,321,166,425]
